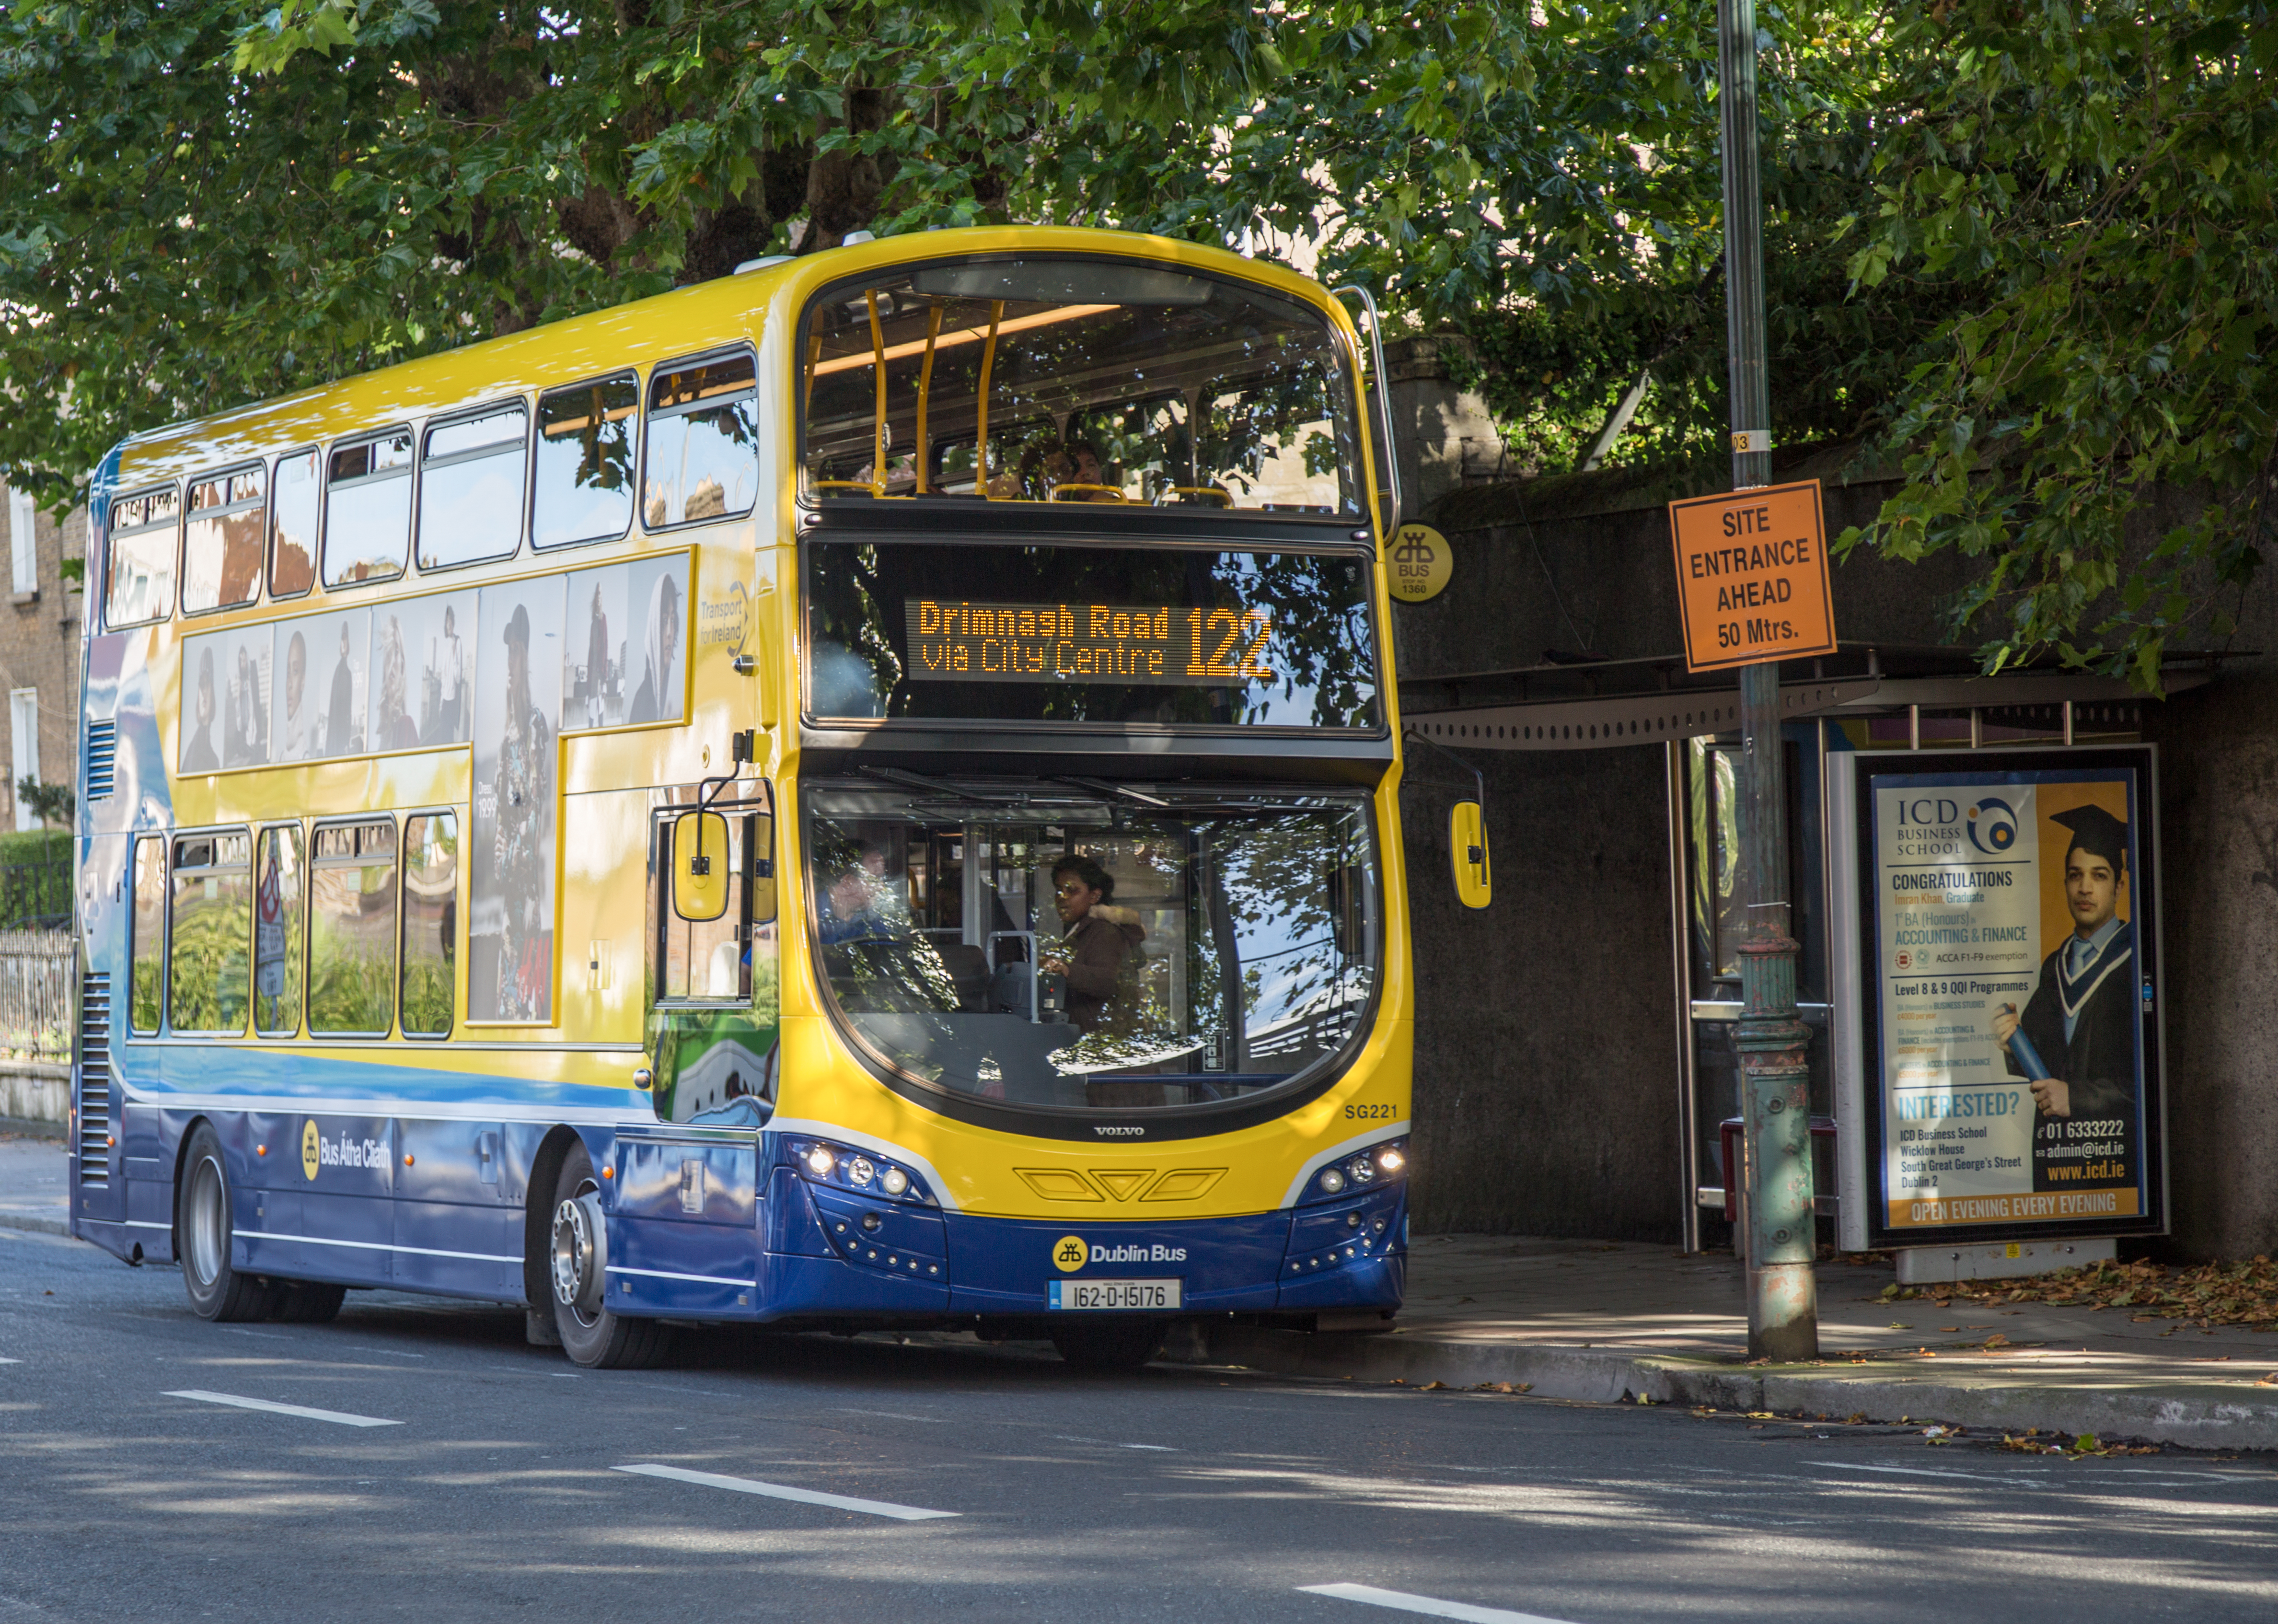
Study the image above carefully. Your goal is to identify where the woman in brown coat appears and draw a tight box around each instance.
[1044,854,1145,1033]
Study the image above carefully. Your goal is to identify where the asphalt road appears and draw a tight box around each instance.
[4,1224,2275,1623]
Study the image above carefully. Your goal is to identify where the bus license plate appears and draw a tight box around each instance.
[1049,1278,1182,1311]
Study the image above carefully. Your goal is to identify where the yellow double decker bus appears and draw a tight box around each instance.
[73,228,1416,1370]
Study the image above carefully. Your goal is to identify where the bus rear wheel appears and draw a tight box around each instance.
[178,1124,277,1323]
[1049,1319,1166,1373]
[547,1142,672,1370]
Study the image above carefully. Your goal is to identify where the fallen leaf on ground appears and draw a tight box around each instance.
[1418,1380,1445,1391]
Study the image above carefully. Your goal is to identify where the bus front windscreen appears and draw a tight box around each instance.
[806,782,1378,1116]
[807,541,1380,730]
[799,257,1362,515]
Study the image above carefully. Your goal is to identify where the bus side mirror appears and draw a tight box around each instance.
[1449,800,1491,910]
[672,810,730,922]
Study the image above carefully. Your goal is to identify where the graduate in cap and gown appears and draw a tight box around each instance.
[1992,803,2139,1190]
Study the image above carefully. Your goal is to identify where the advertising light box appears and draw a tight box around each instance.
[1833,748,2166,1249]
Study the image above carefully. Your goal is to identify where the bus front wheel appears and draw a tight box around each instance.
[1049,1319,1166,1374]
[546,1142,672,1370]
[178,1124,277,1322]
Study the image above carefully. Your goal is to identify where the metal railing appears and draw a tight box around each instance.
[0,849,71,932]
[0,928,74,1063]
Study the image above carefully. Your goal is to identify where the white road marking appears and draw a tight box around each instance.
[165,1390,403,1428]
[1122,1443,1175,1451]
[1300,1583,1584,1623]
[613,1463,958,1521]
[1802,1461,2027,1485]
[833,1408,948,1423]
[0,1357,18,1364]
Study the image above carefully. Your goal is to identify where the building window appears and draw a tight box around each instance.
[8,489,34,597]
[169,830,253,1035]
[8,688,35,833]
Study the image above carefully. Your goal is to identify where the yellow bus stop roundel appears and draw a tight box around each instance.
[301,1119,320,1181]
[1388,524,1453,603]
[1053,1235,1089,1272]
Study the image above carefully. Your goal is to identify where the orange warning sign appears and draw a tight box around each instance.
[1667,478,1836,673]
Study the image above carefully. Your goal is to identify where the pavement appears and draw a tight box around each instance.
[6,1133,2274,1453]
[1182,1233,2278,1453]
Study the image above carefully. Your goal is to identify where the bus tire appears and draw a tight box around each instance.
[272,1281,348,1323]
[1049,1319,1165,1373]
[177,1123,278,1323]
[548,1142,672,1370]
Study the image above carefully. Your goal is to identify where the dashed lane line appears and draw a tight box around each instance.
[613,1462,959,1521]
[1299,1584,1584,1624]
[164,1390,403,1428]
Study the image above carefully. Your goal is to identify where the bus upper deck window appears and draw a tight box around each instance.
[322,430,413,589]
[418,403,528,570]
[105,487,179,629]
[645,354,757,529]
[268,449,319,599]
[534,374,637,549]
[798,258,1361,517]
[169,830,253,1035]
[181,467,265,616]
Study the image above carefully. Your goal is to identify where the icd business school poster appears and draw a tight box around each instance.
[1851,749,2165,1247]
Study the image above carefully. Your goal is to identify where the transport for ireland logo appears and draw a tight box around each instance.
[1966,797,2019,854]
[1053,1235,1089,1272]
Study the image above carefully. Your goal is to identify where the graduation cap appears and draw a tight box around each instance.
[2053,803,2128,872]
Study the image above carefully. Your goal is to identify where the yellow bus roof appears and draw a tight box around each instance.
[109,226,1354,494]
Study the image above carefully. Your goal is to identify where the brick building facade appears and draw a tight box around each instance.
[0,482,87,832]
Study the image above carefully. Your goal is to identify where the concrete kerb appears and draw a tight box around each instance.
[1175,1324,2278,1453]
[0,1212,70,1238]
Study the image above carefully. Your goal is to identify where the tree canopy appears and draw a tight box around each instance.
[0,0,2271,686]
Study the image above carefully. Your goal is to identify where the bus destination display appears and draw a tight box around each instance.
[903,599,1274,686]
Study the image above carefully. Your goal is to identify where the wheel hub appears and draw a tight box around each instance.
[550,1193,607,1316]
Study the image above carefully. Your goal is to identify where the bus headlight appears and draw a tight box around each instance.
[1346,1156,1376,1184]
[1377,1147,1405,1174]
[1318,1167,1346,1195]
[848,1156,876,1186]
[805,1146,835,1177]
[881,1166,910,1196]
